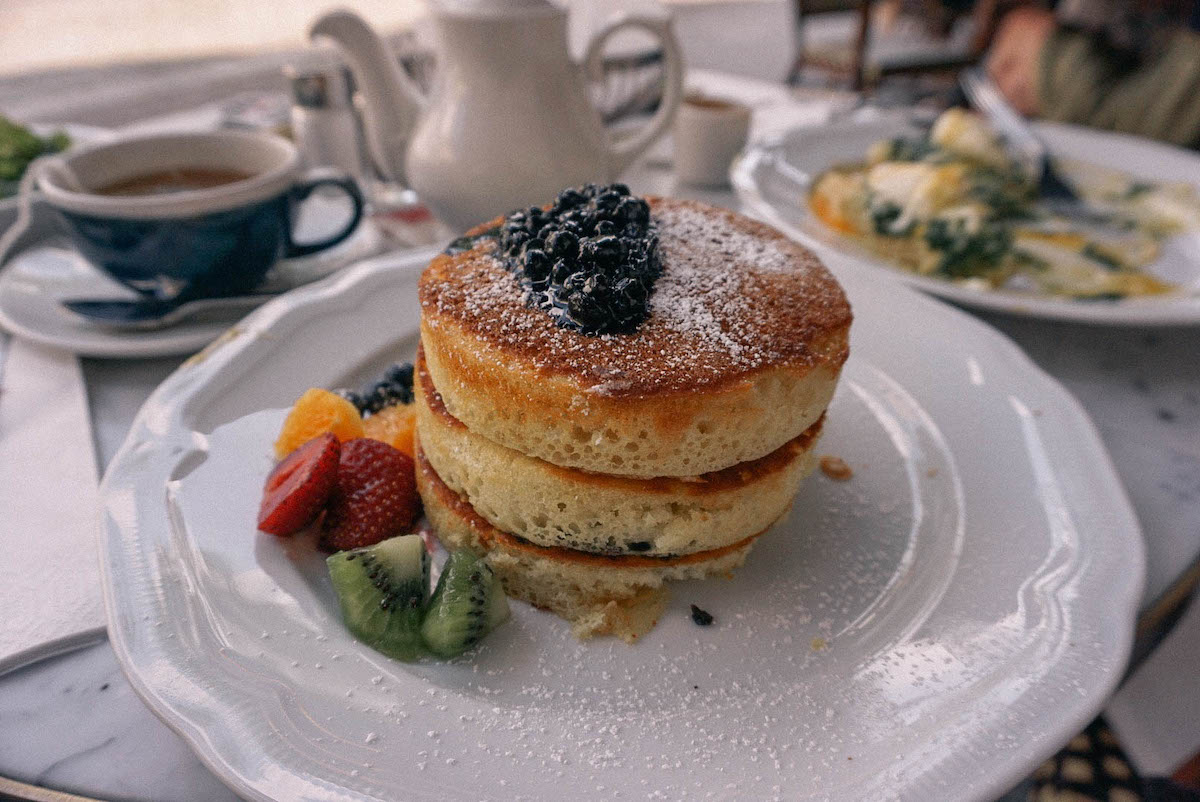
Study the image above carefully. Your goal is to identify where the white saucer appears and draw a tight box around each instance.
[0,216,386,359]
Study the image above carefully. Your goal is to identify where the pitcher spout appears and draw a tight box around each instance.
[310,8,425,185]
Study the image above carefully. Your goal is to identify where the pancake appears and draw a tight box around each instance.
[419,197,852,478]
[416,348,821,556]
[415,440,768,642]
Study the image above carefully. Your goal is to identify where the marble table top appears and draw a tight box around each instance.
[1,85,1198,802]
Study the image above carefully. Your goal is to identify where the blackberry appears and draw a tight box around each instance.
[494,183,662,335]
[584,235,624,268]
[523,248,551,280]
[616,196,649,226]
[362,381,405,415]
[562,271,588,295]
[385,363,414,388]
[545,230,579,260]
[581,273,608,296]
[503,229,529,253]
[565,291,591,317]
[594,190,622,211]
[555,187,587,210]
[335,388,366,413]
[551,258,573,284]
[593,219,617,238]
[352,361,416,415]
[615,276,648,304]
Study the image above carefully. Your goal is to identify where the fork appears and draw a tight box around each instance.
[959,67,1081,204]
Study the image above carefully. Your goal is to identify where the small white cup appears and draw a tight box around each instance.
[672,94,752,188]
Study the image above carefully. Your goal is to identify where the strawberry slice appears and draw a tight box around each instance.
[258,433,340,536]
[320,438,419,552]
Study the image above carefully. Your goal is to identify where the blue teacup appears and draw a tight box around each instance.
[37,131,363,301]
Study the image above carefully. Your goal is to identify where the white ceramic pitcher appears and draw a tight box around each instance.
[311,1,684,231]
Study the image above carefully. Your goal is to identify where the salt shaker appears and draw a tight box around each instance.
[285,58,366,178]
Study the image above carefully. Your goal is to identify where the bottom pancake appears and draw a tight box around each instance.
[415,440,776,642]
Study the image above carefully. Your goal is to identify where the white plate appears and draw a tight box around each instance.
[0,214,385,358]
[100,247,1144,801]
[732,117,1200,326]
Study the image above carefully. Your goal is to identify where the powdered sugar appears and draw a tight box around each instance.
[653,203,798,274]
[648,203,799,362]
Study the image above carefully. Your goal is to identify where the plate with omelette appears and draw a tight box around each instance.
[732,108,1200,325]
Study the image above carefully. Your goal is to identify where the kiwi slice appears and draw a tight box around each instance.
[327,534,430,662]
[421,550,511,658]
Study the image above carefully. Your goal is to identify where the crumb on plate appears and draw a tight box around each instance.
[819,455,854,481]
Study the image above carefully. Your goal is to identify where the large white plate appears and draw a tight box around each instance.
[100,247,1144,801]
[732,117,1200,326]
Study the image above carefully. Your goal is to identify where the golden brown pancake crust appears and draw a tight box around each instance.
[416,443,767,568]
[419,197,852,398]
[416,345,825,495]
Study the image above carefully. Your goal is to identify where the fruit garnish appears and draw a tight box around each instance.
[362,403,417,457]
[494,183,661,335]
[257,433,340,536]
[421,549,510,658]
[362,363,415,414]
[274,388,365,459]
[336,362,416,416]
[320,438,419,552]
[327,534,430,661]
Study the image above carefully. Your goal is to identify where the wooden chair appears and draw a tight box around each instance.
[788,0,1005,90]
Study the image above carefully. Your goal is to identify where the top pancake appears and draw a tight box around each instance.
[421,198,851,397]
[419,197,852,477]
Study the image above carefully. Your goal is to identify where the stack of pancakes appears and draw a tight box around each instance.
[415,198,852,641]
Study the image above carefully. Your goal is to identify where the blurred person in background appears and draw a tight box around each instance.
[986,0,1200,147]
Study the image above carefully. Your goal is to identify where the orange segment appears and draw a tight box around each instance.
[362,403,417,458]
[275,388,365,459]
[810,191,856,234]
[810,172,862,235]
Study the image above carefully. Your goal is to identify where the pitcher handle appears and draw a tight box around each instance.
[584,14,685,178]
